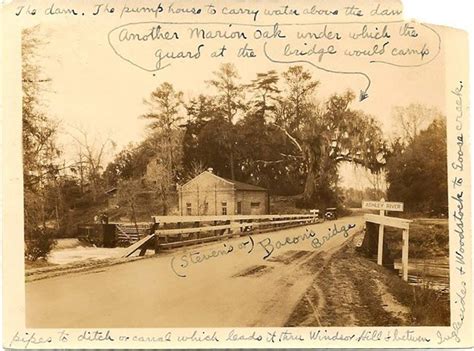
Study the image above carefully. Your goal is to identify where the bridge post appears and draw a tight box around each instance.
[402,229,409,281]
[377,198,385,266]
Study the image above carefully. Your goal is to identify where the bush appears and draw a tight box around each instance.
[384,273,450,326]
[25,228,57,261]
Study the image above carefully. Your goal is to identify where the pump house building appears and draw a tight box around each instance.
[178,169,269,216]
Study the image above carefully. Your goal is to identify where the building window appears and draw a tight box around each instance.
[237,201,242,214]
[221,202,227,215]
[186,203,192,215]
[203,202,209,214]
[250,202,260,208]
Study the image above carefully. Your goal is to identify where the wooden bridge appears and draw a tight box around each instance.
[122,213,322,258]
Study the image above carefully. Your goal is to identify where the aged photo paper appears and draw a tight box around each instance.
[1,0,472,348]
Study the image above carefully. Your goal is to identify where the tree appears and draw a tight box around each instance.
[103,143,154,187]
[207,63,245,179]
[304,92,387,207]
[386,119,448,214]
[271,66,386,208]
[185,160,207,180]
[70,127,114,202]
[103,131,183,216]
[236,110,301,194]
[144,155,175,215]
[236,70,282,189]
[143,128,184,214]
[22,26,60,258]
[103,82,186,215]
[248,70,280,121]
[392,103,444,144]
[279,65,320,131]
[22,27,60,193]
[207,63,245,124]
[142,82,184,182]
[42,176,82,237]
[142,82,184,131]
[342,187,385,208]
[182,95,220,177]
[116,179,143,232]
[103,145,137,187]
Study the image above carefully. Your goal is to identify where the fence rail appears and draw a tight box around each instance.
[154,217,316,236]
[152,213,318,225]
[151,213,322,252]
[115,213,323,257]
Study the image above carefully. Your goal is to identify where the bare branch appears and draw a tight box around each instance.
[272,123,303,153]
[254,159,285,165]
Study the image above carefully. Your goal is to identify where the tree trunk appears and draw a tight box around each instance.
[302,142,338,209]
[302,149,317,206]
[160,185,168,215]
[78,155,85,194]
[229,148,235,180]
[130,202,139,236]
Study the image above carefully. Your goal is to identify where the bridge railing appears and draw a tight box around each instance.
[151,213,321,251]
[119,213,323,256]
[151,213,319,224]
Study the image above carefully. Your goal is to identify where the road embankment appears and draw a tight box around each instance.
[286,233,450,327]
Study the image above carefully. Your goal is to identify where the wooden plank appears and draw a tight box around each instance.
[121,234,156,258]
[152,214,316,224]
[394,259,449,278]
[154,214,317,223]
[158,232,238,249]
[157,223,233,236]
[113,222,152,226]
[364,214,412,229]
[157,219,320,249]
[155,218,315,237]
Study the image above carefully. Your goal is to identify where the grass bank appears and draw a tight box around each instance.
[384,219,449,258]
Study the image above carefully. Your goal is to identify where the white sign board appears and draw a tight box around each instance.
[362,201,404,212]
[364,214,411,229]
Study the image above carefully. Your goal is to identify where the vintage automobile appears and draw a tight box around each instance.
[324,207,337,220]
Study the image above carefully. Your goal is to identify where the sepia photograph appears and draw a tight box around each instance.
[1,0,471,348]
[22,18,452,330]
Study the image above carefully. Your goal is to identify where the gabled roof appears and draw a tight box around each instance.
[221,177,267,191]
[181,170,267,192]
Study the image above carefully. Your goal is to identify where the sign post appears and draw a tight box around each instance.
[377,199,385,266]
[363,199,410,281]
[402,229,409,281]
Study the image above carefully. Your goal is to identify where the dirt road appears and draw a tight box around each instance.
[26,217,364,328]
[286,239,411,327]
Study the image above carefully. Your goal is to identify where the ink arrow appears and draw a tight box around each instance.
[359,88,369,102]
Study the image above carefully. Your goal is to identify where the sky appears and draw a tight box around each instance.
[33,20,446,189]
